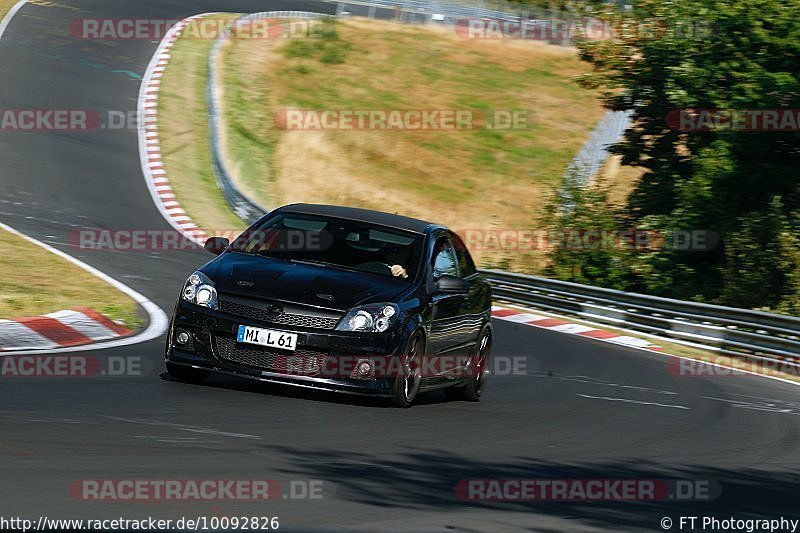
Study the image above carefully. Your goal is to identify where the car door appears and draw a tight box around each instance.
[451,232,486,351]
[426,235,470,380]
[440,232,488,379]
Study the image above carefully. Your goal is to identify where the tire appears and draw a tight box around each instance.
[389,332,424,408]
[446,328,491,402]
[166,362,209,384]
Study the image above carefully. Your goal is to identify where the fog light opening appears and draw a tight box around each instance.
[176,331,190,345]
[351,358,375,380]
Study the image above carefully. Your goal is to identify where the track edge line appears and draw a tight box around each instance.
[0,221,168,355]
[0,0,27,40]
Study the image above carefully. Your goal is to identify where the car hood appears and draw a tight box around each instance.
[203,252,409,311]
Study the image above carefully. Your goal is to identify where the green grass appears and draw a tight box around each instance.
[0,229,142,328]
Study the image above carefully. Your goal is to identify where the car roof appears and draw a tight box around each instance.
[276,203,439,234]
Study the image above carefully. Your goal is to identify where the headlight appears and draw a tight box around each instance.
[336,303,398,332]
[181,271,218,310]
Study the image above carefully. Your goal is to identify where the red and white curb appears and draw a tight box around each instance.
[137,14,219,246]
[0,221,168,355]
[491,305,662,351]
[0,307,132,351]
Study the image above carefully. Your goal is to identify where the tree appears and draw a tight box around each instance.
[561,0,800,310]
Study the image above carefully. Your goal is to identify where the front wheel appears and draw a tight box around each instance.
[166,362,209,384]
[389,332,424,408]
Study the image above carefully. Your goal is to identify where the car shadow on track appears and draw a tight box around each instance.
[252,445,800,531]
[159,372,456,408]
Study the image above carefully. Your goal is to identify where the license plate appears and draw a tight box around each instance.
[237,325,298,351]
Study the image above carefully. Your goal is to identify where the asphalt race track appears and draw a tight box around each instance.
[1,2,799,531]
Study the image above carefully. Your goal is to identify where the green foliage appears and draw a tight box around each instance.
[545,181,634,290]
[558,0,800,311]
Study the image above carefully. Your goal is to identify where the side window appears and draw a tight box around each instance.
[431,237,458,278]
[451,234,477,277]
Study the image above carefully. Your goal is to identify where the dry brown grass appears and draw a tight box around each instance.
[0,0,19,20]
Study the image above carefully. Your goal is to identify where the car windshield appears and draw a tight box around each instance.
[229,213,424,281]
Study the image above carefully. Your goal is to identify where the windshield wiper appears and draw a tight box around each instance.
[289,258,360,273]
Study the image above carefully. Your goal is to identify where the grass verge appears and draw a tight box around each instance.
[0,0,18,21]
[0,228,142,328]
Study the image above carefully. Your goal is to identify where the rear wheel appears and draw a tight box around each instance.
[389,332,424,408]
[166,362,209,384]
[446,328,491,402]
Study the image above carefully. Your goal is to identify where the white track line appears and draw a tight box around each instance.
[0,221,168,355]
[577,394,691,410]
[0,0,27,40]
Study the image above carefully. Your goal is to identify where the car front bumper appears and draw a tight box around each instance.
[165,299,408,396]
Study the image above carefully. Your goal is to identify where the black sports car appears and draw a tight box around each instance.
[165,204,492,407]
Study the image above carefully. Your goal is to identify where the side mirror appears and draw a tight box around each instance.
[434,274,469,294]
[204,237,230,255]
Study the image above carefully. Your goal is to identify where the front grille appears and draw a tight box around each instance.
[214,336,329,376]
[219,299,340,330]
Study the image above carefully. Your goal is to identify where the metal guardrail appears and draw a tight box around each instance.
[564,109,632,188]
[328,0,526,23]
[481,269,800,361]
